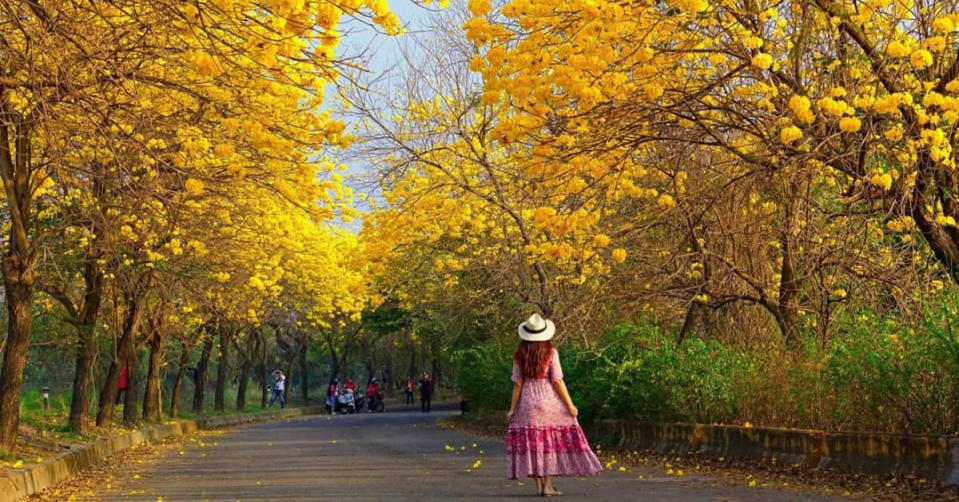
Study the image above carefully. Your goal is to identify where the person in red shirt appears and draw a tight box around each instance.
[403,376,415,405]
[366,378,382,411]
[115,364,129,405]
[343,377,356,393]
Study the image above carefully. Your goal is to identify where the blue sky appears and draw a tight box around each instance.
[327,1,439,230]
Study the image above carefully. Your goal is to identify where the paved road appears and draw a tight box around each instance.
[91,404,846,501]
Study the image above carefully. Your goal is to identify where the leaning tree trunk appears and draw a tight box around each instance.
[169,342,190,418]
[123,346,140,426]
[96,293,145,427]
[142,331,164,423]
[192,334,214,414]
[214,330,229,412]
[0,252,36,451]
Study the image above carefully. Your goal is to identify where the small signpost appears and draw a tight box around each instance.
[42,386,50,418]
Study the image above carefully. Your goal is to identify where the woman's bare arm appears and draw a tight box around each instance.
[507,382,523,421]
[551,379,579,417]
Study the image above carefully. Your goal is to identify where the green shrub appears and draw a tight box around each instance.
[453,339,514,411]
[452,293,959,435]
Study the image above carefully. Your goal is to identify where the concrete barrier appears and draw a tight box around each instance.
[586,420,959,485]
[0,406,324,502]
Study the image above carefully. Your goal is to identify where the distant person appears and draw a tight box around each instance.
[459,396,469,415]
[269,369,286,408]
[506,313,602,496]
[115,364,129,405]
[366,378,382,411]
[417,372,433,413]
[343,377,356,393]
[327,377,339,415]
[403,376,415,405]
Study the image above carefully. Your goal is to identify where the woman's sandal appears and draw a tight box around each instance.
[543,487,563,497]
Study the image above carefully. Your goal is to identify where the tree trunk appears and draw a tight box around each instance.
[235,330,258,411]
[676,301,704,346]
[214,331,228,412]
[69,321,98,433]
[192,334,214,414]
[286,357,296,407]
[777,193,802,346]
[142,331,163,423]
[123,347,140,425]
[0,253,35,451]
[68,174,107,433]
[169,342,190,418]
[259,330,268,408]
[299,343,308,402]
[406,338,416,383]
[96,289,146,428]
[236,359,251,411]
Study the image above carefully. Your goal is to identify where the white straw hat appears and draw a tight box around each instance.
[518,313,555,342]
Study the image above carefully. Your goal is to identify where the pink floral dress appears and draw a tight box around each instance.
[506,348,603,479]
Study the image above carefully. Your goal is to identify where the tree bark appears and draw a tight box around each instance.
[123,345,140,425]
[0,253,35,451]
[777,187,802,346]
[169,341,190,418]
[259,329,268,408]
[234,330,259,412]
[192,333,214,414]
[214,330,229,412]
[142,330,163,423]
[286,356,296,407]
[299,343,308,402]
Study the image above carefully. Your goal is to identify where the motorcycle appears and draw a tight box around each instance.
[366,393,385,413]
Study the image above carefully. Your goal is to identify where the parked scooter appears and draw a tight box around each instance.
[336,389,357,414]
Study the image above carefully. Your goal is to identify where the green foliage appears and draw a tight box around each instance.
[562,323,750,425]
[454,294,959,434]
[819,296,959,434]
[452,339,514,411]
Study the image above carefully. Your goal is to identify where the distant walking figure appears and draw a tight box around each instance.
[506,313,602,496]
[418,373,433,413]
[404,376,415,405]
[269,369,286,408]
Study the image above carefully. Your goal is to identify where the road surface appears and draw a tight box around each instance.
[89,404,846,501]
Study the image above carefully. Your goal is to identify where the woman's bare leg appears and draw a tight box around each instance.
[533,476,544,495]
[543,475,563,496]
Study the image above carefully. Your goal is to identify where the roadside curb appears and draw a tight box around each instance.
[586,420,959,485]
[462,409,958,485]
[0,405,324,502]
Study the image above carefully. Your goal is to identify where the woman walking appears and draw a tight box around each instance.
[507,313,602,496]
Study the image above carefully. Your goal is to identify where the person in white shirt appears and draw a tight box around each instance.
[269,369,286,408]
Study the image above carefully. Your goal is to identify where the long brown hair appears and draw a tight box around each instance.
[514,340,553,379]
